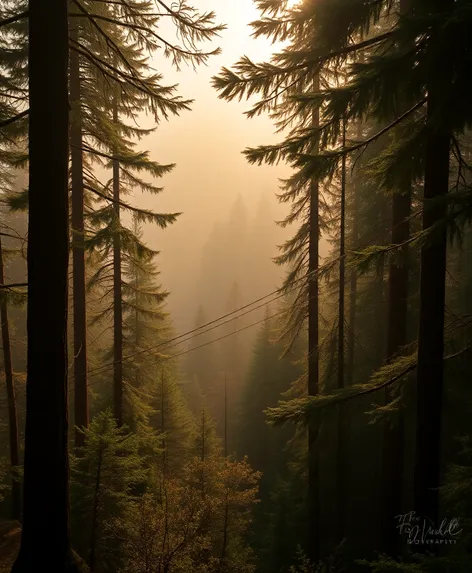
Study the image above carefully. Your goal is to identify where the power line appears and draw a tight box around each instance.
[3,225,417,395]
[73,219,397,382]
[72,277,304,381]
[88,309,285,387]
[143,296,285,354]
[168,309,284,361]
[76,245,338,381]
[77,292,287,380]
[74,247,336,381]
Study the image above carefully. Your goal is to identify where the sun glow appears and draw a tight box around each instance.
[249,0,301,19]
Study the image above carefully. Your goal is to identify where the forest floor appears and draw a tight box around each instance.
[0,520,20,572]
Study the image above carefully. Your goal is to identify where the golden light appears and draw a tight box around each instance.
[248,0,301,18]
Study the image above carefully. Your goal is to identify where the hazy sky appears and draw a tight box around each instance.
[133,1,293,329]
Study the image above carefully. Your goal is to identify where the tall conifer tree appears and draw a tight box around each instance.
[12,0,79,568]
[0,231,20,520]
[69,1,88,446]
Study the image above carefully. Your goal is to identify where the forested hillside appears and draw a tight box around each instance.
[1,1,472,572]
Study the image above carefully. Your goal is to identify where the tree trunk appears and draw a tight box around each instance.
[69,10,89,448]
[201,410,206,462]
[161,370,167,474]
[112,100,123,427]
[381,0,412,555]
[346,122,362,386]
[89,448,103,572]
[0,235,21,521]
[219,497,229,573]
[200,409,206,495]
[346,275,357,382]
[224,372,228,458]
[336,119,347,542]
[414,0,452,528]
[307,73,320,563]
[382,195,410,556]
[12,0,77,568]
[382,161,411,555]
[346,208,358,387]
[375,245,386,367]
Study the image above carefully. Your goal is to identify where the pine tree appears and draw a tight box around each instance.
[78,25,181,428]
[11,0,80,569]
[0,1,28,437]
[0,0,28,163]
[413,0,454,529]
[0,177,27,524]
[345,122,364,388]
[69,1,88,448]
[213,4,331,557]
[381,0,413,554]
[215,2,466,560]
[111,96,125,427]
[334,118,348,542]
[87,215,193,468]
[86,133,178,429]
[0,231,20,521]
[199,408,220,461]
[70,410,146,572]
[307,72,322,563]
[238,311,302,502]
[121,217,169,429]
[68,0,224,430]
[0,124,24,522]
[150,366,195,479]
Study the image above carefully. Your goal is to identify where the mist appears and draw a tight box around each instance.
[2,1,470,572]
[129,0,296,331]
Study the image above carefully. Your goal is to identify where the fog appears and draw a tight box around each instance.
[4,2,469,570]
[129,0,293,332]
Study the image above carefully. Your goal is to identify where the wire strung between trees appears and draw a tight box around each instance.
[87,308,287,387]
[77,294,289,380]
[70,268,316,381]
[72,212,406,382]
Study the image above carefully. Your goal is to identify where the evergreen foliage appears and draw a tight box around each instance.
[213,0,472,568]
[71,411,146,572]
[3,1,472,572]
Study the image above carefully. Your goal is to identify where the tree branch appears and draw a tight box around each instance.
[0,110,29,129]
[0,10,28,27]
[0,282,27,289]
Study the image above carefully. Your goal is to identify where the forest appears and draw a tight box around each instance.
[0,0,472,572]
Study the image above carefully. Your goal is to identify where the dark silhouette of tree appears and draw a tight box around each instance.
[11,0,82,569]
[336,119,347,542]
[0,233,20,521]
[381,0,412,555]
[413,0,454,529]
[69,3,88,447]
